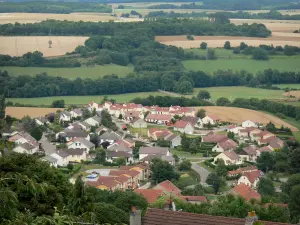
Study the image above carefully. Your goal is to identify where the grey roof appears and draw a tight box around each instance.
[99,131,121,141]
[18,142,35,151]
[61,111,71,117]
[139,147,169,155]
[161,155,175,162]
[105,150,132,158]
[182,116,200,126]
[91,116,101,123]
[80,121,91,128]
[43,155,58,163]
[62,148,86,156]
[165,134,180,141]
[131,118,146,124]
[63,130,88,138]
[96,125,107,133]
[56,151,69,158]
[36,117,48,123]
[72,108,83,115]
[74,138,95,148]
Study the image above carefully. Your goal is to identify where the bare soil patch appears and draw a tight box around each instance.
[5,107,63,119]
[284,91,300,99]
[196,106,298,131]
[0,36,89,57]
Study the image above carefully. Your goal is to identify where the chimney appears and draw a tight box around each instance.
[130,206,141,225]
[245,211,258,225]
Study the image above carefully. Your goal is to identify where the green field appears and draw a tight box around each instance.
[183,58,300,74]
[191,86,284,100]
[1,64,134,79]
[7,92,165,106]
[276,84,300,89]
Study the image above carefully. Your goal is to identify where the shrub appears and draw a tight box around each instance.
[186,35,194,40]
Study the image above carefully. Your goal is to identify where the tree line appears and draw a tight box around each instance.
[0,2,112,14]
[0,18,271,38]
[2,68,300,97]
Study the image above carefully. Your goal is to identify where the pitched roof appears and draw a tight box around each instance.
[61,111,71,117]
[143,208,290,225]
[18,142,36,151]
[63,130,88,138]
[228,166,258,176]
[231,184,261,201]
[61,148,86,156]
[223,151,239,161]
[43,155,58,163]
[181,196,207,202]
[202,134,227,143]
[146,114,172,121]
[109,169,140,177]
[174,120,190,129]
[181,116,200,126]
[242,170,263,184]
[257,146,273,153]
[105,150,132,158]
[164,134,180,141]
[206,115,219,121]
[240,146,257,156]
[130,118,146,124]
[155,180,181,195]
[134,189,165,204]
[86,176,119,189]
[71,137,95,148]
[99,131,121,141]
[139,147,169,155]
[218,139,238,151]
[107,143,132,152]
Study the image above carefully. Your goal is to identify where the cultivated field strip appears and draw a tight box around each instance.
[0,36,89,57]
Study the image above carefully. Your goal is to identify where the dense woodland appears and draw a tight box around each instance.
[0,2,112,13]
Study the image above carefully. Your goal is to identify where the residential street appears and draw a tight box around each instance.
[39,134,56,156]
[191,162,211,184]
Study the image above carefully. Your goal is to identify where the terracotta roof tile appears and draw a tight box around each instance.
[242,170,264,184]
[155,180,181,196]
[181,196,207,202]
[174,120,190,128]
[231,184,261,201]
[134,189,165,204]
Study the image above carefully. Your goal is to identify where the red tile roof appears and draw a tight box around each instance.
[231,184,261,201]
[241,146,257,156]
[181,196,207,202]
[218,139,238,151]
[228,166,258,176]
[257,146,273,153]
[202,134,228,143]
[143,208,290,225]
[146,114,172,121]
[223,151,239,161]
[134,189,165,204]
[207,115,219,121]
[86,176,119,189]
[155,180,181,196]
[109,169,140,177]
[174,120,190,128]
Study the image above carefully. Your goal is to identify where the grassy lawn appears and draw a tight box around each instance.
[7,92,165,106]
[190,86,284,101]
[1,64,134,79]
[183,58,300,74]
[172,149,203,158]
[197,162,215,172]
[276,84,300,89]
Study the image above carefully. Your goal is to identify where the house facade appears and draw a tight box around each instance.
[173,121,194,134]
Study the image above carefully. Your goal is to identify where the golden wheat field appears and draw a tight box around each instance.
[0,36,89,57]
[197,106,298,131]
[5,107,63,119]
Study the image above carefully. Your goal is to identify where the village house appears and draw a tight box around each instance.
[227,166,258,177]
[109,169,141,189]
[242,120,258,128]
[62,148,87,162]
[105,150,133,164]
[214,151,242,165]
[231,183,261,201]
[59,111,72,123]
[227,125,243,135]
[202,115,220,125]
[13,142,39,154]
[139,146,170,161]
[169,106,196,117]
[84,116,101,127]
[50,151,69,167]
[153,180,181,197]
[67,137,95,153]
[56,129,90,142]
[173,121,194,134]
[164,133,182,148]
[238,146,257,162]
[202,133,228,143]
[251,131,275,142]
[70,108,83,118]
[99,130,122,145]
[86,176,122,191]
[256,146,273,157]
[212,139,238,152]
[120,163,150,181]
[123,111,144,121]
[8,131,38,146]
[258,136,284,149]
[42,155,58,168]
[181,116,203,128]
[238,170,264,188]
[95,125,108,135]
[77,121,92,131]
[145,114,172,125]
[147,128,173,140]
[134,189,165,204]
[130,118,148,128]
[34,116,49,126]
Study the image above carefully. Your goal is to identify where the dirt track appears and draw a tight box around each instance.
[197,106,298,131]
[6,107,63,119]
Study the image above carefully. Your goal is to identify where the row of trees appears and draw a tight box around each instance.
[0,18,271,38]
[2,68,300,98]
[0,2,112,14]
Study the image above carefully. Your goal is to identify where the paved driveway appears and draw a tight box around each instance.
[191,162,211,184]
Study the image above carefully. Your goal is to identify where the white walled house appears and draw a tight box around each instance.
[227,125,243,135]
[42,155,58,168]
[173,121,194,134]
[242,120,258,128]
[214,151,242,165]
[202,115,219,125]
[60,111,72,122]
[130,118,148,128]
[212,139,238,153]
[50,152,69,167]
[238,170,263,188]
[13,143,39,154]
[70,108,83,118]
[67,138,95,154]
[84,116,101,127]
[139,147,170,161]
[35,117,49,126]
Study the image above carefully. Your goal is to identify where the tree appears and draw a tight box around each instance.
[150,158,179,184]
[157,139,170,147]
[186,35,194,40]
[257,152,275,172]
[196,109,206,119]
[188,140,198,154]
[289,148,300,173]
[22,116,37,132]
[174,80,193,94]
[227,131,235,139]
[197,90,211,100]
[178,159,192,171]
[240,42,248,50]
[82,108,92,119]
[51,100,65,108]
[257,177,275,196]
[173,154,179,164]
[67,163,74,171]
[206,173,226,194]
[30,126,43,141]
[0,95,5,120]
[182,184,204,196]
[216,97,230,106]
[206,48,216,60]
[252,48,269,60]
[224,41,231,49]
[200,42,207,49]
[289,185,300,223]
[116,157,126,166]
[94,149,106,164]
[215,159,227,177]
[114,191,148,214]
[181,133,190,151]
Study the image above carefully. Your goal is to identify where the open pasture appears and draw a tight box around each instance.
[7,92,166,106]
[2,64,134,79]
[0,36,88,57]
[198,106,298,131]
[5,107,63,119]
